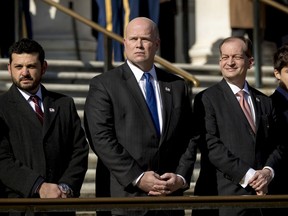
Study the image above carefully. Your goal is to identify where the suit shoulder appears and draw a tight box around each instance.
[45,90,74,103]
[250,87,271,102]
[197,83,220,97]
[90,64,126,83]
[0,91,10,101]
[270,90,282,102]
[250,87,268,97]
[156,67,185,82]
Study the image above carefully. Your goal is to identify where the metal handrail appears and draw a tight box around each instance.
[261,0,288,13]
[41,0,200,87]
[1,195,288,212]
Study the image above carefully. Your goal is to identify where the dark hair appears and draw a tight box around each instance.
[219,36,253,58]
[8,38,45,65]
[273,44,288,72]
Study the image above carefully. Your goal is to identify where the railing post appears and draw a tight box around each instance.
[69,1,81,60]
[253,0,262,88]
[182,0,190,63]
[14,0,20,41]
[103,35,113,72]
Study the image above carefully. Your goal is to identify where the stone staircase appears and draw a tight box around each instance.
[0,58,277,214]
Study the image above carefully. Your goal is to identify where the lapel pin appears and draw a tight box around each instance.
[49,108,55,112]
[256,97,260,102]
[165,87,171,92]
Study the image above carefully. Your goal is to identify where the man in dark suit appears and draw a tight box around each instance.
[0,38,89,215]
[84,17,195,216]
[267,44,288,214]
[177,36,283,216]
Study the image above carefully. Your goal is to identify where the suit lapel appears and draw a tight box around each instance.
[41,86,59,138]
[122,63,158,135]
[220,80,257,135]
[9,84,43,128]
[249,88,261,132]
[220,80,252,129]
[157,70,172,144]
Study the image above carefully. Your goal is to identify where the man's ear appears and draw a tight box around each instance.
[41,61,48,75]
[274,69,281,80]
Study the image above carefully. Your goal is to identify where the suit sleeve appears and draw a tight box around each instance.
[176,138,198,186]
[84,77,143,188]
[197,92,251,184]
[0,118,41,197]
[56,98,89,197]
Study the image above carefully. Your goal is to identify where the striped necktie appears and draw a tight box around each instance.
[236,90,255,133]
[30,95,44,124]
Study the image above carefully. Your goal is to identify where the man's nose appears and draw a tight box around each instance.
[21,67,30,75]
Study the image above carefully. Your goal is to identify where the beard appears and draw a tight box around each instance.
[12,75,40,93]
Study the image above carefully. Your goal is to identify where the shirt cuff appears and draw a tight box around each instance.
[263,166,275,179]
[33,177,45,194]
[133,172,144,186]
[176,174,187,188]
[239,168,256,188]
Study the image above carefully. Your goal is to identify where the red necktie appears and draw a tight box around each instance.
[236,90,255,133]
[30,95,44,124]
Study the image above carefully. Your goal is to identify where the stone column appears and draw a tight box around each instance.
[189,0,230,65]
[31,0,96,62]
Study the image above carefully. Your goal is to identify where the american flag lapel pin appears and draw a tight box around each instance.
[165,87,171,92]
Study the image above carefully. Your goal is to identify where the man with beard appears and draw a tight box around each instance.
[0,38,89,215]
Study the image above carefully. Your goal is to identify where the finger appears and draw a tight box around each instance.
[256,191,264,195]
[251,180,263,190]
[153,184,166,191]
[148,190,165,196]
[256,189,267,196]
[255,182,267,191]
[153,172,161,179]
[160,173,173,180]
[154,178,168,187]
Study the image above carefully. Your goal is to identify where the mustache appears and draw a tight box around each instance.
[19,75,33,81]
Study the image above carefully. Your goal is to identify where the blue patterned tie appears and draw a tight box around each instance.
[143,73,160,136]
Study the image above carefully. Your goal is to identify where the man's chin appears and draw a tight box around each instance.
[17,83,36,92]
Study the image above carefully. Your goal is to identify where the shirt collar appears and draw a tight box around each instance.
[18,85,43,101]
[127,60,157,82]
[226,81,250,95]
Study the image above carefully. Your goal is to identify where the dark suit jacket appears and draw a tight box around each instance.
[269,89,288,195]
[84,62,194,215]
[0,84,88,198]
[186,79,282,216]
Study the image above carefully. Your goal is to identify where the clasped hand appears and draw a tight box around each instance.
[38,182,69,198]
[248,168,273,195]
[137,171,184,196]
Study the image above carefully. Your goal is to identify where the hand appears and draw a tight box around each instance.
[148,173,185,196]
[38,182,62,198]
[137,171,166,194]
[248,168,272,195]
[256,185,268,195]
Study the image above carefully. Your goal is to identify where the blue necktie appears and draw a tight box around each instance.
[143,73,160,136]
